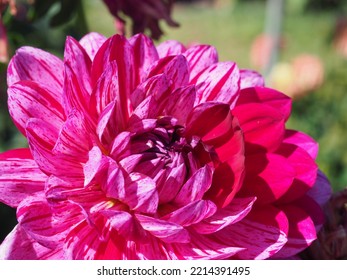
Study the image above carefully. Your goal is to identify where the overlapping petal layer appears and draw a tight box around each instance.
[0,33,331,260]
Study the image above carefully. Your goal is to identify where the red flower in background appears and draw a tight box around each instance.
[102,0,179,40]
[0,33,331,259]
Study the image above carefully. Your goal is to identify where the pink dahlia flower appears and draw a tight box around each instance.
[0,33,331,260]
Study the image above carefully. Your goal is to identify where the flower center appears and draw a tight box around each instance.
[127,116,219,181]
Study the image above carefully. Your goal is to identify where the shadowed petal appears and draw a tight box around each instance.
[272,205,316,259]
[283,129,318,160]
[240,153,296,204]
[306,170,332,206]
[233,102,285,153]
[276,144,318,203]
[185,102,231,140]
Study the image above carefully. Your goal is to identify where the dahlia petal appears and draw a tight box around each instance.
[122,173,159,214]
[165,85,196,124]
[83,147,125,200]
[17,197,81,249]
[96,101,120,146]
[8,81,65,135]
[156,40,186,57]
[162,200,217,227]
[63,37,92,114]
[63,63,93,124]
[129,33,159,84]
[83,146,103,187]
[237,87,291,121]
[130,73,170,112]
[164,54,189,90]
[45,176,83,203]
[240,153,296,204]
[166,231,244,260]
[102,163,125,200]
[64,220,107,260]
[64,36,92,91]
[273,205,316,258]
[306,170,332,206]
[203,117,245,208]
[158,163,187,204]
[295,195,325,229]
[0,225,64,260]
[0,148,46,208]
[79,32,106,60]
[192,197,256,234]
[204,161,245,208]
[124,236,173,260]
[276,144,318,203]
[233,102,285,153]
[135,214,190,243]
[91,60,119,117]
[119,154,144,173]
[214,206,288,259]
[92,34,135,114]
[192,62,240,107]
[101,210,134,237]
[240,69,265,89]
[174,165,213,206]
[0,148,32,160]
[283,129,318,159]
[186,102,231,140]
[147,55,176,77]
[53,110,92,161]
[130,75,170,119]
[26,118,84,180]
[7,46,63,96]
[127,119,158,135]
[184,45,218,81]
[109,131,132,160]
